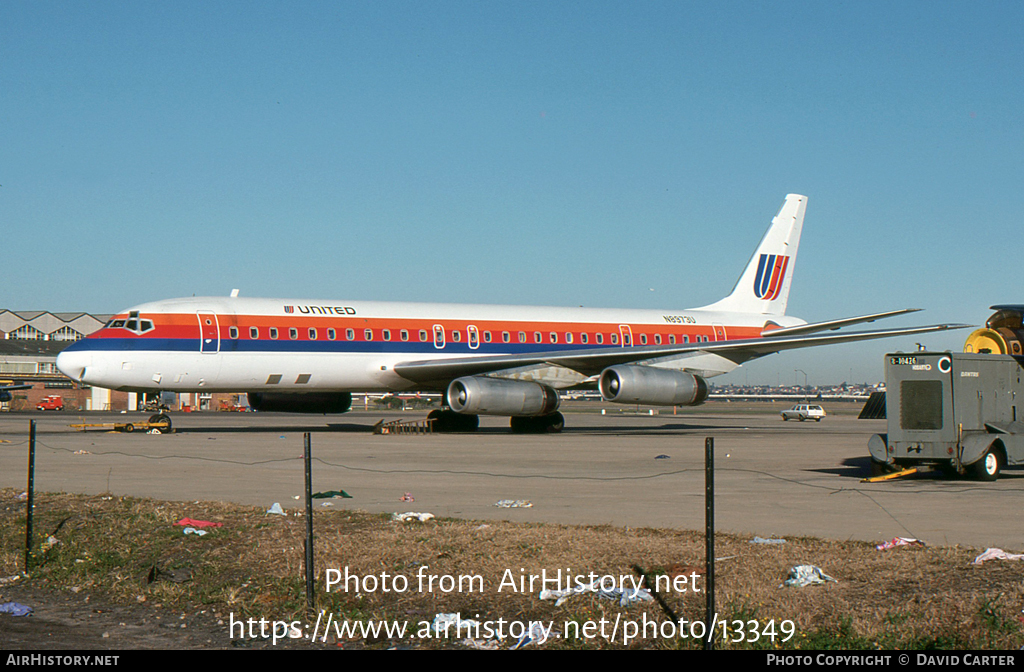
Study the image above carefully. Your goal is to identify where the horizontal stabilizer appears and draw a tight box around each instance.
[761,309,922,338]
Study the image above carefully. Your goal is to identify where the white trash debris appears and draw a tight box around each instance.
[494,500,533,508]
[392,512,435,522]
[782,565,837,587]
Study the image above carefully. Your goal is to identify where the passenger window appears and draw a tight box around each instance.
[669,334,676,344]
[229,327,239,339]
[327,328,336,340]
[596,333,604,345]
[383,329,391,341]
[451,330,461,342]
[550,332,557,344]
[534,332,542,343]
[581,333,588,344]
[518,331,526,343]
[364,329,373,341]
[270,328,279,339]
[400,329,409,341]
[502,331,510,343]
[611,334,619,345]
[419,329,428,342]
[250,327,259,339]
[640,334,648,345]
[289,328,298,340]
[308,328,317,340]
[346,328,355,340]
[483,331,491,343]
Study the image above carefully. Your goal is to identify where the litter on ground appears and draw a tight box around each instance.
[750,536,786,545]
[392,512,434,522]
[312,490,353,499]
[876,537,925,550]
[494,499,533,508]
[539,580,653,607]
[182,527,208,536]
[0,602,33,617]
[266,503,286,515]
[783,565,838,587]
[973,548,1024,565]
[173,518,223,528]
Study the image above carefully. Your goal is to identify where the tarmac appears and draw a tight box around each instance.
[2,406,1023,549]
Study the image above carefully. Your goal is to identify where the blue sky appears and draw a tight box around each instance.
[3,1,1022,384]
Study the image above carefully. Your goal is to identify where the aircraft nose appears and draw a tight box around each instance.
[56,349,91,383]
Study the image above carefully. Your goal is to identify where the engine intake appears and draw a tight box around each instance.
[447,377,560,416]
[246,392,352,414]
[599,365,708,406]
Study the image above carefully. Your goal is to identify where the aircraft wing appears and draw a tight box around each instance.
[0,384,32,392]
[393,320,969,386]
[758,309,922,337]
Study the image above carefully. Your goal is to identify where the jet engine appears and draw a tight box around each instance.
[246,392,353,414]
[598,365,709,406]
[964,306,1024,356]
[447,377,560,416]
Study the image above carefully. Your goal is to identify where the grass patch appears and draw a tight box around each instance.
[2,488,1021,649]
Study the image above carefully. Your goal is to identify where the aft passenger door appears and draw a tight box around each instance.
[197,311,220,354]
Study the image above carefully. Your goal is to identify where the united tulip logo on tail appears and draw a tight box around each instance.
[753,254,789,300]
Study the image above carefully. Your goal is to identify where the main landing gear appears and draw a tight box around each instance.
[510,412,564,434]
[426,409,565,434]
[427,409,479,433]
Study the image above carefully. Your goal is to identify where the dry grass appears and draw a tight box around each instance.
[2,487,1022,649]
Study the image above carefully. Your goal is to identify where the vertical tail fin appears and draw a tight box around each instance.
[697,194,807,316]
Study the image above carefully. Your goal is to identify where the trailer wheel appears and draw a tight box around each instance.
[970,446,1003,481]
[870,459,896,476]
[124,423,135,433]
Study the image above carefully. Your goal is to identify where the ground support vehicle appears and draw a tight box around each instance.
[37,395,64,411]
[70,413,173,434]
[868,351,1024,480]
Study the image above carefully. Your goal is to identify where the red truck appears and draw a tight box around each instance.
[37,395,64,411]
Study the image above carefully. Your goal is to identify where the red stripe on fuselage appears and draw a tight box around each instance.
[87,313,765,346]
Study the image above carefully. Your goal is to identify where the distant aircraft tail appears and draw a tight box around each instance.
[697,194,807,316]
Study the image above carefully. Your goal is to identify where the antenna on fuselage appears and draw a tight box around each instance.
[230,289,240,298]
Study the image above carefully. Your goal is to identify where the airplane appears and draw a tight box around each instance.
[56,194,965,433]
[0,383,32,403]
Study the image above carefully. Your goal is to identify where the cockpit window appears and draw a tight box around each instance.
[109,316,155,334]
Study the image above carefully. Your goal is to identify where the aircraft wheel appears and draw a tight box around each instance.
[430,410,478,433]
[148,413,172,434]
[456,413,479,432]
[970,446,1003,481]
[544,412,564,433]
[510,413,564,434]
